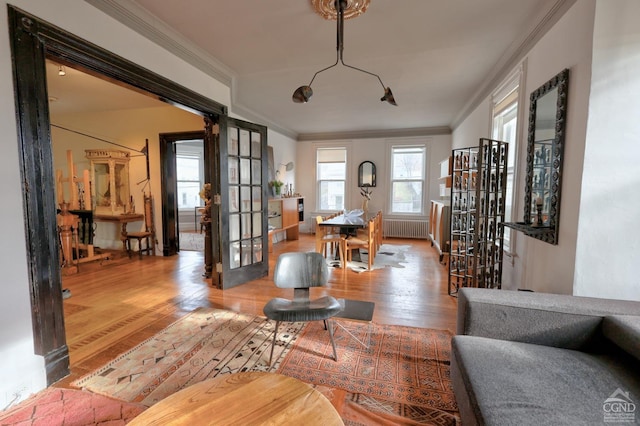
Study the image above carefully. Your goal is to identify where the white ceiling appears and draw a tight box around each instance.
[62,0,566,139]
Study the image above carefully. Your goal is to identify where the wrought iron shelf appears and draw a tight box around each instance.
[502,222,555,240]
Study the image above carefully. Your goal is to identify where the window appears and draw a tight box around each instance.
[176,155,202,208]
[390,145,426,214]
[317,147,346,211]
[491,69,521,252]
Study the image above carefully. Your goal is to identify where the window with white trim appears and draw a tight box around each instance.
[317,147,346,211]
[491,69,521,252]
[176,142,204,209]
[390,145,426,214]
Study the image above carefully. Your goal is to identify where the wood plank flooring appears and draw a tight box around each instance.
[56,233,457,387]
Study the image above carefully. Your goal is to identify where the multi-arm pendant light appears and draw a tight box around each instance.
[292,0,397,105]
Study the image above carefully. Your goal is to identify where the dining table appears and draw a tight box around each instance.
[319,210,368,261]
[318,210,367,237]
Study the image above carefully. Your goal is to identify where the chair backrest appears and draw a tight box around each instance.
[143,194,154,233]
[273,252,329,289]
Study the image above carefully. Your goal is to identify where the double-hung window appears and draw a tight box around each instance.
[176,145,204,209]
[317,147,346,211]
[491,68,522,252]
[390,145,426,214]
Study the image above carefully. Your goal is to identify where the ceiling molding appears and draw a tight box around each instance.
[297,126,451,142]
[230,103,298,140]
[85,0,301,139]
[85,0,235,87]
[451,0,576,130]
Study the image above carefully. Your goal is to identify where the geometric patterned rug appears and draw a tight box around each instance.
[70,308,459,424]
[279,320,459,425]
[0,388,146,425]
[71,308,304,406]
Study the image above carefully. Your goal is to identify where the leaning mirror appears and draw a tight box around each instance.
[504,68,569,245]
[358,161,376,187]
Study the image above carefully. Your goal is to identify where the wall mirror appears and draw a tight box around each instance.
[504,68,569,245]
[358,161,376,187]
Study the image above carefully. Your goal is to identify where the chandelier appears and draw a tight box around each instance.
[292,0,397,105]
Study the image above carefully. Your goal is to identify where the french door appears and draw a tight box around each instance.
[213,117,269,289]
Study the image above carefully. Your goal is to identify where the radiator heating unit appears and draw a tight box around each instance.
[383,219,429,239]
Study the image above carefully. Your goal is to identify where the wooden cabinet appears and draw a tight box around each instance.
[86,149,131,216]
[267,197,304,252]
[429,200,450,263]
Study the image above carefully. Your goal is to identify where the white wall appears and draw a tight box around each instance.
[295,134,452,232]
[574,0,640,301]
[452,0,596,295]
[451,102,491,149]
[0,0,236,407]
[267,129,297,190]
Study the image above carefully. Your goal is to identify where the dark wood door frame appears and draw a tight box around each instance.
[8,5,227,385]
[159,130,206,256]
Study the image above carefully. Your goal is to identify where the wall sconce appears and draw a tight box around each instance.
[279,162,295,172]
[58,65,66,76]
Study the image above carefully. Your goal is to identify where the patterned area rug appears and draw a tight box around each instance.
[279,320,459,425]
[0,388,145,425]
[71,308,303,406]
[71,308,459,425]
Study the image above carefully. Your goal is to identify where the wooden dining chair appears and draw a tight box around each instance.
[125,194,156,259]
[345,217,376,270]
[315,216,346,268]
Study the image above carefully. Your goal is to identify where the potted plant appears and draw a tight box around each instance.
[269,180,284,197]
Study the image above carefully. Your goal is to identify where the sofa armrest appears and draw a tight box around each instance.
[457,288,640,350]
[603,315,640,362]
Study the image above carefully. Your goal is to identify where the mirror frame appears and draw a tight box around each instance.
[523,68,569,244]
[358,161,376,187]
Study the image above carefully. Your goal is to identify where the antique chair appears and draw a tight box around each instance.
[263,252,343,366]
[125,194,156,259]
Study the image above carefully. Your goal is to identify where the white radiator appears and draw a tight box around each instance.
[383,219,429,239]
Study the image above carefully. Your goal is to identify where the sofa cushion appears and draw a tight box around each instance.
[603,315,640,362]
[451,335,640,426]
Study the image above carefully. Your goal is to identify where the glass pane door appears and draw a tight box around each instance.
[218,117,268,288]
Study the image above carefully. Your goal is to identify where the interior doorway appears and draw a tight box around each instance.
[159,133,207,253]
[9,5,226,384]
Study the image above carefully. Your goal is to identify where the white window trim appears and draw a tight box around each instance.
[312,141,353,213]
[385,138,430,218]
[490,61,526,257]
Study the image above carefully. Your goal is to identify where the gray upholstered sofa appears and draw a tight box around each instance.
[451,288,640,425]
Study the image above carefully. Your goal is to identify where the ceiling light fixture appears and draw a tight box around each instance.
[292,0,397,106]
[58,65,66,76]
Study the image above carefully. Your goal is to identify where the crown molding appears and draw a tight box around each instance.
[84,0,303,139]
[451,0,576,130]
[297,126,451,142]
[85,0,236,87]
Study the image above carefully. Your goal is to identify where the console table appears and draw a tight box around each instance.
[94,213,144,252]
[128,371,343,425]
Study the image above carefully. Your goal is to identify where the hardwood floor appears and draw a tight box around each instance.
[56,233,457,387]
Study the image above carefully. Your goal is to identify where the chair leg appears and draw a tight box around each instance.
[268,320,280,367]
[327,319,338,361]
